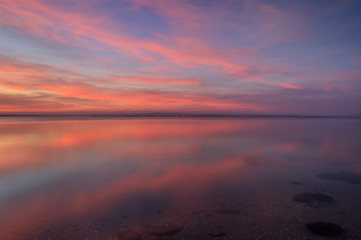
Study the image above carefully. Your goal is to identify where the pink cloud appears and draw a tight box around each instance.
[0,0,297,89]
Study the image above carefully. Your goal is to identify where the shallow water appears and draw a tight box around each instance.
[0,117,360,240]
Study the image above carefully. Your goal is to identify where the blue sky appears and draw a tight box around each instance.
[0,0,360,114]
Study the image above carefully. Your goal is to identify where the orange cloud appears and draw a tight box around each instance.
[0,56,266,113]
[111,75,202,86]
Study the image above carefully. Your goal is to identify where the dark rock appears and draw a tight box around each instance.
[117,230,141,240]
[293,192,334,207]
[290,181,303,185]
[143,225,182,236]
[306,222,345,236]
[216,207,241,215]
[209,230,226,237]
[318,172,361,184]
[293,192,333,203]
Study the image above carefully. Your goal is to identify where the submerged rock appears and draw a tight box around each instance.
[318,171,361,184]
[290,181,303,185]
[306,222,345,237]
[209,230,226,237]
[216,207,241,215]
[117,230,141,240]
[293,192,334,207]
[143,225,182,236]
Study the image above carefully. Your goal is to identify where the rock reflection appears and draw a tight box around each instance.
[306,222,345,237]
[318,171,361,184]
[293,192,334,208]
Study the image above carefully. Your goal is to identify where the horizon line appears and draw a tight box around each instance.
[0,113,360,118]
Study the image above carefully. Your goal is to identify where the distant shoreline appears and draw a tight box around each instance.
[0,114,359,119]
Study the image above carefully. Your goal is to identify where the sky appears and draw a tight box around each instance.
[0,0,360,115]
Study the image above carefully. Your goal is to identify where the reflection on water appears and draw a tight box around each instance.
[0,118,360,239]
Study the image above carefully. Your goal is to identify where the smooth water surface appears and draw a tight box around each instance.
[0,118,360,239]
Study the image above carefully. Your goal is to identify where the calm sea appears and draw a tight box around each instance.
[0,117,360,239]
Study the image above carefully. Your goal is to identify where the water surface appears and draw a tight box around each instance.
[0,118,360,239]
